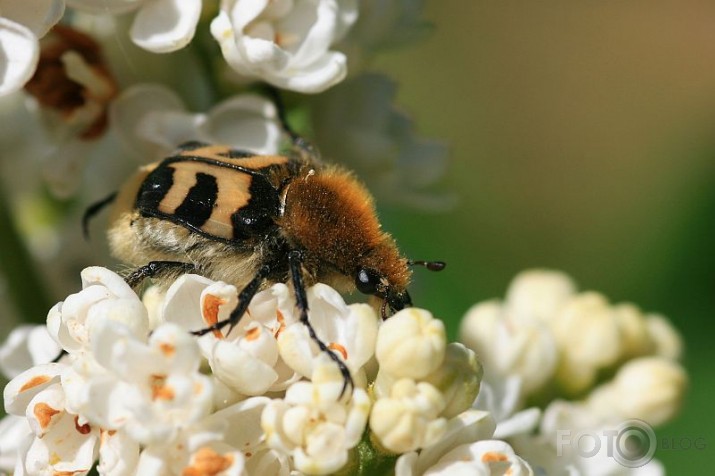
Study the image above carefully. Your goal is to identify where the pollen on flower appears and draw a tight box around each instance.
[33,402,60,429]
[150,374,175,401]
[482,451,509,463]
[203,294,227,339]
[182,447,234,476]
[19,375,51,393]
[74,415,92,434]
[159,342,176,357]
[274,310,286,338]
[245,326,261,341]
[329,342,348,360]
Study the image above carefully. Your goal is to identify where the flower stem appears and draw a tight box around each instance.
[0,186,52,325]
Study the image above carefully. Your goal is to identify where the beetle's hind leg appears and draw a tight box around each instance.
[191,264,272,337]
[125,261,200,289]
[289,250,354,397]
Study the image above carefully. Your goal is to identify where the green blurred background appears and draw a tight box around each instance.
[374,1,715,473]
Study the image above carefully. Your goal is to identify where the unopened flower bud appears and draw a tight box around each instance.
[422,343,482,418]
[613,303,653,360]
[370,379,447,453]
[646,314,683,361]
[589,357,687,427]
[505,269,576,325]
[458,301,500,366]
[376,308,446,380]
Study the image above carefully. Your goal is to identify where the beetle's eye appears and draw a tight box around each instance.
[355,267,380,295]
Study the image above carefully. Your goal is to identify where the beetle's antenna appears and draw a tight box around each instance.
[408,260,446,272]
[82,191,117,240]
[263,85,318,160]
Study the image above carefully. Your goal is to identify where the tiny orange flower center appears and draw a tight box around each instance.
[202,294,227,339]
[150,374,175,401]
[182,447,234,476]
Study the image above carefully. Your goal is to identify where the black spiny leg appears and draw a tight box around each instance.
[191,264,272,337]
[125,261,199,288]
[289,250,354,397]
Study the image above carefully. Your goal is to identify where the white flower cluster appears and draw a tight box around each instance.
[461,269,687,475]
[1,267,537,476]
[0,0,434,96]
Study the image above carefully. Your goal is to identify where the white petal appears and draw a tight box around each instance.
[493,408,541,440]
[3,363,63,415]
[0,325,59,378]
[201,94,282,154]
[1,0,65,37]
[414,410,496,474]
[283,0,338,67]
[277,323,316,378]
[98,430,140,476]
[0,18,39,96]
[211,340,278,395]
[81,266,137,300]
[109,83,186,158]
[0,416,32,472]
[227,0,270,32]
[205,397,271,450]
[137,109,205,150]
[162,274,215,330]
[268,50,347,93]
[130,0,201,53]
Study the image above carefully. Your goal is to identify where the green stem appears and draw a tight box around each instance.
[0,187,52,325]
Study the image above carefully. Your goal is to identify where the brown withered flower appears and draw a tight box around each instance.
[24,25,118,140]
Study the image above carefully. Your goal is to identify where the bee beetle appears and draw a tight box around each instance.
[89,125,444,393]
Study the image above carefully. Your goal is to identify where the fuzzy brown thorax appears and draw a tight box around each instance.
[279,165,411,293]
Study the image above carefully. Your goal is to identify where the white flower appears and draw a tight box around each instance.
[0,0,65,96]
[211,0,358,93]
[0,325,61,379]
[67,0,201,53]
[375,307,446,380]
[62,321,214,445]
[395,410,496,476]
[460,300,557,397]
[552,292,622,394]
[262,356,371,475]
[162,275,301,396]
[129,396,275,476]
[422,440,534,476]
[111,84,284,160]
[370,379,447,453]
[586,357,687,427]
[504,269,577,326]
[10,24,119,198]
[310,73,452,209]
[46,266,149,353]
[277,284,379,380]
[4,365,101,476]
